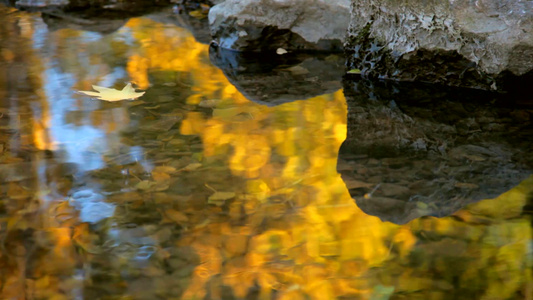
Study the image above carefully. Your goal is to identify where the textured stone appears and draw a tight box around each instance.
[346,0,533,92]
[208,0,350,52]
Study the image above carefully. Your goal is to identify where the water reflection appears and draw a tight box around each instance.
[339,79,533,224]
[0,4,531,300]
[209,46,345,106]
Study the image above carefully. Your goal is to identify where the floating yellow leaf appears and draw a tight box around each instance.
[78,83,145,101]
[347,68,361,74]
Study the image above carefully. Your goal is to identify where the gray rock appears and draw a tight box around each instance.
[208,0,350,52]
[346,0,533,92]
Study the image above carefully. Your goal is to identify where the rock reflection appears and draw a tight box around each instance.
[339,78,533,224]
[209,46,345,106]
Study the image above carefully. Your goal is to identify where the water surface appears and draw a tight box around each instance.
[0,5,531,300]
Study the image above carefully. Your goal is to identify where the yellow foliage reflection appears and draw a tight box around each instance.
[0,12,530,300]
[123,17,531,300]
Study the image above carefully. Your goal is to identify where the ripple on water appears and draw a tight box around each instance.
[71,189,115,223]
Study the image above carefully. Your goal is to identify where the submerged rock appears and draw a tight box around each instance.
[338,78,533,224]
[208,0,350,52]
[346,0,533,92]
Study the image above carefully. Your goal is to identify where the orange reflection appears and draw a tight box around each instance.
[0,11,530,300]
[121,17,531,300]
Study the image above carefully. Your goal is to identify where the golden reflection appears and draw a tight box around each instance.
[0,6,53,153]
[0,6,80,299]
[125,18,218,91]
[119,19,531,298]
[0,11,530,300]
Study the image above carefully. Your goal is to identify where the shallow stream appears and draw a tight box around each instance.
[0,4,531,300]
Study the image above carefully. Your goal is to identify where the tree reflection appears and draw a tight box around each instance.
[0,8,530,300]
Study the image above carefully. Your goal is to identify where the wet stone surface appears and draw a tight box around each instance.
[208,0,349,52]
[345,0,533,92]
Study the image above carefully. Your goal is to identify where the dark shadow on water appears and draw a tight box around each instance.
[338,76,533,224]
[209,45,345,106]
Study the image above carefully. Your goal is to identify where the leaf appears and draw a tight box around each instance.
[347,69,361,74]
[152,171,171,181]
[136,180,154,190]
[208,192,235,206]
[189,10,207,19]
[179,163,202,172]
[162,209,189,223]
[78,83,145,101]
[284,65,309,75]
[153,166,177,174]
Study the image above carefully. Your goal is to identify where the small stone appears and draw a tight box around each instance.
[276,48,288,55]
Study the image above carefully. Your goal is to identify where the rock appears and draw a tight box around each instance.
[209,46,345,105]
[379,183,411,198]
[355,196,418,225]
[208,0,350,52]
[345,0,533,93]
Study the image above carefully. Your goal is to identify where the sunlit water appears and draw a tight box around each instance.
[0,4,531,300]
